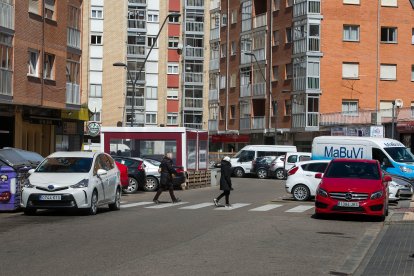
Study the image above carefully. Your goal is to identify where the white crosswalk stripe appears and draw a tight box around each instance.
[215,203,251,210]
[121,202,153,209]
[145,202,188,209]
[249,204,283,212]
[180,203,215,210]
[285,205,314,213]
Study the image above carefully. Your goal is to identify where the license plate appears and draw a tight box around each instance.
[39,195,61,201]
[338,201,359,207]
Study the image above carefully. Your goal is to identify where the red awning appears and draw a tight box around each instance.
[211,134,250,143]
[396,122,414,133]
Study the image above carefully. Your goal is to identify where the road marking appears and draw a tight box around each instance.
[285,205,314,213]
[180,203,215,210]
[215,203,251,210]
[249,204,283,212]
[403,212,414,221]
[145,202,188,209]
[121,202,154,208]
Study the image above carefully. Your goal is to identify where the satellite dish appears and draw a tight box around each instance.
[395,99,403,108]
[88,98,102,113]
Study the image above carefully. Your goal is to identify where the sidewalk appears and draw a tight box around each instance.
[355,200,414,276]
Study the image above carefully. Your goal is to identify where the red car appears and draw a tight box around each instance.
[115,161,129,189]
[315,158,391,220]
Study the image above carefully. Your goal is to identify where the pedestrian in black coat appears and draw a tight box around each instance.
[153,152,181,204]
[213,156,233,208]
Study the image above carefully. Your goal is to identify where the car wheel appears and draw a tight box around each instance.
[24,208,37,216]
[275,169,285,180]
[123,177,139,194]
[109,187,121,211]
[233,167,245,178]
[87,190,98,216]
[292,184,311,201]
[144,176,159,192]
[257,168,268,179]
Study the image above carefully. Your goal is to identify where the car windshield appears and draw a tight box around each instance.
[36,157,93,173]
[384,147,414,163]
[325,161,380,180]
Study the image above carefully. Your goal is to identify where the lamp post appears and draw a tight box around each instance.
[114,13,181,127]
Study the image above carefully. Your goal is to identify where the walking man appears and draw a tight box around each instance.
[153,152,181,204]
[213,156,233,208]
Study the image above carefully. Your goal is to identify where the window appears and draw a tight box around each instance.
[273,65,279,81]
[167,63,179,74]
[381,0,397,7]
[343,0,360,4]
[342,62,359,79]
[342,100,358,116]
[147,12,159,22]
[145,113,157,124]
[380,64,397,80]
[28,49,39,77]
[91,35,102,45]
[220,43,227,58]
[66,59,80,83]
[285,99,292,116]
[147,36,158,47]
[286,0,294,7]
[168,36,179,48]
[90,84,102,98]
[220,75,226,89]
[380,101,393,117]
[286,27,292,43]
[230,73,236,87]
[381,27,397,43]
[43,53,55,80]
[89,58,103,71]
[285,63,293,80]
[273,0,280,11]
[91,8,103,19]
[343,25,360,41]
[219,106,225,120]
[230,105,236,119]
[44,0,56,20]
[168,13,180,23]
[231,9,237,24]
[146,87,157,99]
[167,113,178,125]
[222,13,227,26]
[29,0,40,14]
[412,65,414,81]
[90,111,101,122]
[411,102,414,118]
[167,89,179,99]
[273,30,280,46]
[308,61,320,89]
[231,41,236,55]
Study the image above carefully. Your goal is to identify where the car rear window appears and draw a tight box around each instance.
[325,161,380,180]
[302,162,328,173]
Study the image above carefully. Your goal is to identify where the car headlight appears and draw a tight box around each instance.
[317,188,328,198]
[23,179,35,188]
[371,190,383,200]
[400,166,413,173]
[70,179,89,189]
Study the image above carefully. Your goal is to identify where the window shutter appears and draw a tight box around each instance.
[381,0,397,6]
[29,0,39,13]
[45,0,55,11]
[342,63,359,78]
[380,65,396,80]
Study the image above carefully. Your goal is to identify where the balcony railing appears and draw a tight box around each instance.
[242,19,251,32]
[128,19,146,30]
[240,52,252,64]
[208,120,218,131]
[209,89,218,101]
[125,96,144,108]
[210,0,220,10]
[210,28,220,40]
[240,85,251,97]
[186,0,204,8]
[127,44,146,56]
[66,83,80,105]
[308,37,320,52]
[186,22,204,33]
[185,72,203,83]
[184,122,203,129]
[252,116,265,129]
[0,1,13,30]
[128,0,146,5]
[209,58,219,71]
[240,117,251,130]
[253,48,265,61]
[67,27,81,49]
[252,83,266,97]
[253,13,266,29]
[293,0,321,17]
[320,110,374,126]
[184,98,203,109]
[0,68,12,96]
[185,47,204,58]
[129,71,145,82]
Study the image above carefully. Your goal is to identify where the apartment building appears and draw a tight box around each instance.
[0,0,85,155]
[82,0,210,144]
[209,0,414,152]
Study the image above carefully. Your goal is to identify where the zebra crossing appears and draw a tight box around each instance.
[121,201,315,213]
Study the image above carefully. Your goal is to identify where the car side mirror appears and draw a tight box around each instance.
[28,169,35,174]
[97,169,107,177]
[315,173,323,179]
[383,175,392,182]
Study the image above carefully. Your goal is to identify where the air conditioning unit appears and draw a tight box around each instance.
[371,112,381,125]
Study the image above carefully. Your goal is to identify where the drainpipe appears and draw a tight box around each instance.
[375,0,380,122]
[41,0,45,106]
[268,2,273,134]
[225,0,230,132]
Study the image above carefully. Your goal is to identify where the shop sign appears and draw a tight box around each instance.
[87,122,101,137]
[396,121,414,134]
[211,134,250,143]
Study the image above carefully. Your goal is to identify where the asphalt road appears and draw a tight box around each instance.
[0,177,386,276]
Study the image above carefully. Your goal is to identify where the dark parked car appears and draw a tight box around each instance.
[251,156,277,179]
[112,156,146,194]
[143,158,186,190]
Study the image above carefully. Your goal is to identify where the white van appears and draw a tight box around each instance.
[312,136,414,179]
[230,145,297,177]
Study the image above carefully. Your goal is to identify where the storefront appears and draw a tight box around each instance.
[397,121,414,152]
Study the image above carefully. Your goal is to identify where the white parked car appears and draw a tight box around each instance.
[143,159,161,192]
[21,151,122,216]
[386,174,413,202]
[285,160,330,201]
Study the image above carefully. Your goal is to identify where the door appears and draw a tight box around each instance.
[92,155,106,202]
[303,162,329,195]
[99,154,116,201]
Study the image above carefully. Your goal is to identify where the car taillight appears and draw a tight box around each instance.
[0,191,11,202]
[287,166,299,176]
[175,167,184,174]
[137,162,145,171]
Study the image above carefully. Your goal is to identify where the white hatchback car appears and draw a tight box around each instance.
[285,160,330,201]
[21,151,122,215]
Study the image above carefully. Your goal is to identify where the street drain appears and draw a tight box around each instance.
[317,231,344,235]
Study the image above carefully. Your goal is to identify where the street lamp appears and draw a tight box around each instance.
[114,13,181,127]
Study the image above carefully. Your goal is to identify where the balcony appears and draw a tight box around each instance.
[67,27,81,50]
[185,72,203,84]
[0,68,12,96]
[186,22,204,33]
[240,117,251,130]
[240,85,251,97]
[252,83,266,97]
[210,28,220,40]
[208,120,218,131]
[293,0,321,17]
[184,98,203,109]
[209,89,218,101]
[125,96,144,108]
[240,52,252,65]
[127,44,146,57]
[308,37,320,52]
[186,0,204,8]
[209,58,219,71]
[0,1,13,30]
[252,116,265,129]
[66,83,80,105]
[320,110,374,126]
[253,13,266,29]
[185,47,204,58]
[128,19,146,30]
[252,48,265,61]
[129,71,145,82]
[210,0,220,10]
[242,19,251,32]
